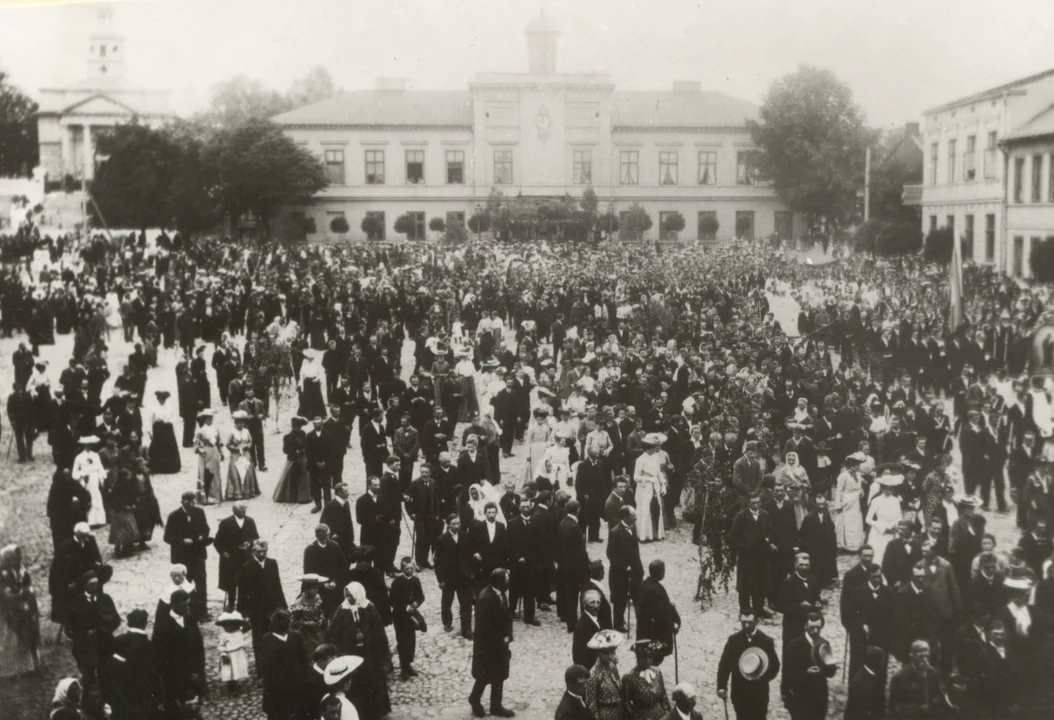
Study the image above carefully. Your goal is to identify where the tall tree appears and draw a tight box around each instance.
[91,123,179,232]
[0,71,39,177]
[198,75,294,127]
[203,120,327,236]
[751,65,869,229]
[288,67,338,107]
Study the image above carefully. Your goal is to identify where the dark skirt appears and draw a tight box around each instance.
[298,379,326,420]
[108,509,140,546]
[273,457,311,504]
[149,422,182,474]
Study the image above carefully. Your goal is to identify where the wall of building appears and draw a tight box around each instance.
[1005,138,1054,279]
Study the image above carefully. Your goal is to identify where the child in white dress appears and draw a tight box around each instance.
[216,612,250,693]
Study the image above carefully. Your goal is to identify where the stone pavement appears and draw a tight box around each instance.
[0,288,1020,720]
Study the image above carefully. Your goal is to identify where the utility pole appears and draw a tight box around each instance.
[864,146,872,222]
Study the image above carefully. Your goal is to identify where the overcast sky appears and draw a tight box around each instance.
[1,0,1052,128]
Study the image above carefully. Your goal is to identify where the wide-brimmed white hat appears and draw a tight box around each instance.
[78,435,100,445]
[298,573,329,584]
[586,629,625,651]
[738,647,770,680]
[324,655,364,685]
[642,433,667,446]
[877,475,904,487]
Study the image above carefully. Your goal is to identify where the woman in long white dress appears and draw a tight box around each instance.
[865,476,904,566]
[542,439,572,489]
[71,436,107,528]
[225,412,261,500]
[194,410,224,504]
[520,408,554,487]
[775,452,811,529]
[633,437,667,542]
[833,457,865,552]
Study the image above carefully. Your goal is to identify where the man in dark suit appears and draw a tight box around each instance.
[49,522,103,627]
[558,500,589,633]
[776,553,822,655]
[575,447,607,542]
[763,484,797,607]
[730,493,777,618]
[469,569,515,718]
[378,456,404,573]
[780,612,837,719]
[583,560,613,631]
[492,376,521,458]
[604,476,629,531]
[106,608,161,720]
[435,514,474,638]
[732,441,764,501]
[320,482,356,557]
[607,506,643,632]
[845,562,894,679]
[717,609,781,720]
[304,414,333,512]
[356,476,382,550]
[163,492,211,619]
[967,551,1006,619]
[506,496,538,627]
[152,589,205,719]
[421,406,455,466]
[471,501,510,591]
[360,408,388,478]
[665,682,704,720]
[212,503,259,611]
[322,405,351,484]
[636,559,680,666]
[892,560,940,664]
[457,435,490,489]
[572,588,605,669]
[840,545,876,633]
[406,463,442,569]
[882,520,923,588]
[237,540,288,677]
[259,609,307,720]
[797,495,837,585]
[303,523,348,613]
[888,639,946,719]
[844,646,887,720]
[555,664,591,720]
[66,570,120,688]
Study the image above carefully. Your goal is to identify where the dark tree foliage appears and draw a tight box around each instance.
[0,72,38,176]
[1031,236,1054,283]
[924,226,954,265]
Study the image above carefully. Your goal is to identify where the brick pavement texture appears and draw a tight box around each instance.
[0,290,1020,720]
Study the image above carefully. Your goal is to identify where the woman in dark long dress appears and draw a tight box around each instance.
[148,390,182,474]
[46,468,90,551]
[273,417,311,504]
[131,458,163,547]
[107,469,140,558]
[297,350,327,420]
[0,544,41,679]
[325,582,391,720]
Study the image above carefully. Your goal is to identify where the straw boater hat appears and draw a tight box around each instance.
[738,647,770,681]
[1004,575,1033,592]
[642,432,667,446]
[586,629,625,651]
[298,573,329,584]
[215,611,246,627]
[231,410,249,421]
[954,495,982,508]
[78,435,100,445]
[323,655,364,686]
[196,409,214,420]
[482,358,501,370]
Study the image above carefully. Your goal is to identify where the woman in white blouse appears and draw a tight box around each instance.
[865,475,903,566]
[226,411,261,500]
[147,389,181,474]
[71,436,107,528]
[194,410,224,504]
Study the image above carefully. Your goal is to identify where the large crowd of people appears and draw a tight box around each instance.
[2,229,1054,720]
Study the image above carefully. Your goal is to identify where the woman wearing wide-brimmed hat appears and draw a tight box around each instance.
[291,574,329,652]
[633,434,667,542]
[622,639,671,720]
[321,654,364,720]
[583,629,626,720]
[865,466,904,566]
[71,436,107,528]
[193,409,224,504]
[147,389,181,474]
[225,410,260,500]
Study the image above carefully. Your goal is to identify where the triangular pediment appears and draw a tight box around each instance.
[62,93,138,116]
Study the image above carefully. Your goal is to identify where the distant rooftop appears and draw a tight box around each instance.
[925,67,1054,115]
[1003,101,1054,143]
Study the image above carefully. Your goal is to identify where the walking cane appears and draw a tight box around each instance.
[4,434,12,461]
[673,630,679,684]
[721,696,729,720]
[842,637,849,683]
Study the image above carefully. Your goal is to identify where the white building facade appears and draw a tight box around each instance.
[272,13,800,243]
[917,69,1054,274]
[1002,104,1054,279]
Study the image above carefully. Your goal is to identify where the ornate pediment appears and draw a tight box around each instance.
[62,93,138,117]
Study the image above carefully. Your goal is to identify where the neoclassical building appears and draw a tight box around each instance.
[36,5,171,183]
[273,12,800,243]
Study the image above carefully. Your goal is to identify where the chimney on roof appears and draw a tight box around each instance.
[904,122,920,139]
[375,77,409,91]
[673,81,701,93]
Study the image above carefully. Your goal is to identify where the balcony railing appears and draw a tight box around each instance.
[901,184,923,206]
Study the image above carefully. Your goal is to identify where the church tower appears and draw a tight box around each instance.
[86,4,125,84]
[525,9,559,74]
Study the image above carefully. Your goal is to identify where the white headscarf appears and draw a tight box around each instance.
[342,581,371,619]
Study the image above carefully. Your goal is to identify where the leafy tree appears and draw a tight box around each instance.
[197,76,293,128]
[203,121,327,237]
[876,222,922,257]
[852,219,883,255]
[0,72,38,177]
[751,65,868,228]
[598,210,619,240]
[443,220,469,244]
[698,213,720,239]
[361,214,385,241]
[467,213,490,235]
[164,120,222,235]
[923,226,954,264]
[661,211,686,240]
[735,213,754,238]
[428,216,445,239]
[868,127,923,225]
[288,67,338,108]
[90,123,178,232]
[1031,236,1054,283]
[620,203,651,241]
[329,214,349,238]
[394,212,419,240]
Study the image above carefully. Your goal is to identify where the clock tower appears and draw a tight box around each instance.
[86,4,125,85]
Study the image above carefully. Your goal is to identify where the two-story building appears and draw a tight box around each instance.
[1001,102,1054,278]
[271,12,799,243]
[917,68,1054,273]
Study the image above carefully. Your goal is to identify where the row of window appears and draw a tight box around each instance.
[927,212,997,262]
[320,148,764,187]
[928,130,999,185]
[1009,234,1049,278]
[1011,152,1054,204]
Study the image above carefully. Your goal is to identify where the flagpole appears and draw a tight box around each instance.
[950,231,964,331]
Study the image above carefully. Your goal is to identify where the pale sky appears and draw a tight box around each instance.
[0,0,1052,128]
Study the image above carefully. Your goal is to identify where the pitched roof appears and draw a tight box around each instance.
[271,90,473,127]
[924,67,1054,115]
[1003,101,1054,143]
[611,91,759,129]
[37,86,171,116]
